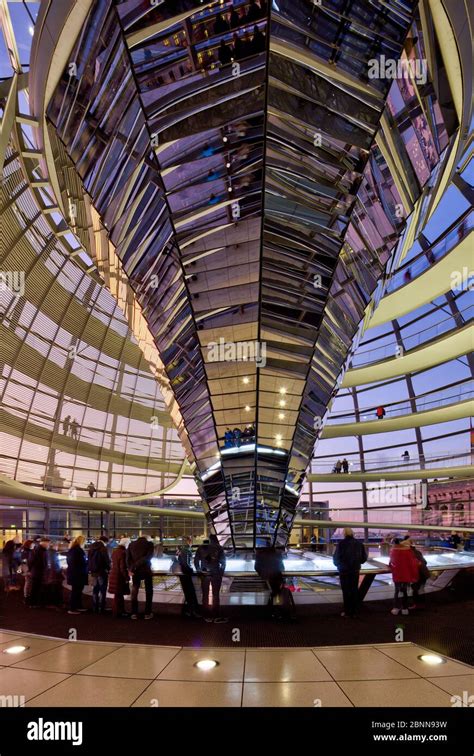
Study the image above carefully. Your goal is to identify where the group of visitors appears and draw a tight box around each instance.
[213,0,267,35]
[0,527,466,624]
[62,415,80,439]
[332,529,431,618]
[224,425,255,447]
[1,533,229,624]
[1,536,64,608]
[333,458,350,473]
[217,26,266,65]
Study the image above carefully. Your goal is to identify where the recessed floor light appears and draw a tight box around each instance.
[195,659,219,671]
[3,645,29,655]
[418,654,446,665]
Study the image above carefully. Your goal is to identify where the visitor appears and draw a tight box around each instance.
[63,415,71,436]
[310,534,317,552]
[87,481,97,498]
[334,459,342,474]
[127,535,154,620]
[402,450,410,462]
[27,537,50,607]
[333,528,367,618]
[233,427,242,447]
[255,545,285,618]
[218,39,232,66]
[389,539,420,615]
[88,535,111,614]
[44,542,64,609]
[449,531,462,550]
[229,8,240,28]
[176,536,200,618]
[380,534,391,557]
[342,458,349,474]
[405,539,430,608]
[66,535,88,614]
[213,13,229,35]
[1,535,22,587]
[109,536,130,618]
[251,25,266,54]
[194,534,227,622]
[224,428,234,448]
[20,539,34,601]
[232,32,245,61]
[375,405,386,420]
[246,0,262,23]
[70,418,79,440]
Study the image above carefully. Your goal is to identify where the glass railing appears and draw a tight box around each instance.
[350,307,474,368]
[326,386,473,425]
[384,210,473,295]
[310,452,472,474]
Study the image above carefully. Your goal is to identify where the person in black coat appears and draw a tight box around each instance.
[44,542,64,608]
[27,538,50,607]
[66,536,88,614]
[333,528,367,617]
[194,535,226,622]
[127,536,154,619]
[176,536,200,618]
[218,39,232,66]
[255,545,288,617]
[88,536,111,614]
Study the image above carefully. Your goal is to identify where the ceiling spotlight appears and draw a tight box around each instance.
[242,377,249,384]
[3,645,29,655]
[245,405,251,412]
[223,136,228,143]
[418,654,446,666]
[195,659,219,671]
[276,434,282,441]
[227,186,233,192]
[279,400,286,407]
[226,162,231,169]
[279,388,287,395]
[278,413,285,420]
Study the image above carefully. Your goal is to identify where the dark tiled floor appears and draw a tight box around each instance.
[1,586,473,666]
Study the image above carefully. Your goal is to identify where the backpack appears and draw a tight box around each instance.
[88,546,105,575]
[273,586,296,619]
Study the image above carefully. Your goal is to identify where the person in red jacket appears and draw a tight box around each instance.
[389,539,420,615]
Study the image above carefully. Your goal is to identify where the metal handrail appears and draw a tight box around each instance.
[350,309,473,367]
